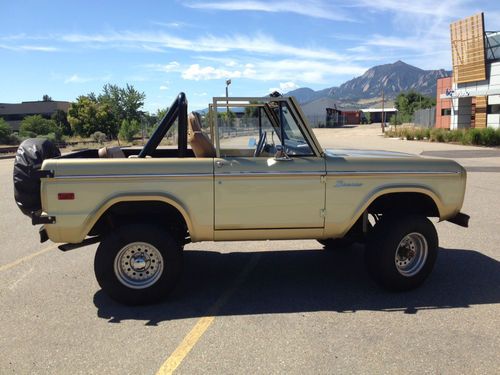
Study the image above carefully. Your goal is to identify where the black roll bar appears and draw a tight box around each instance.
[138,92,188,158]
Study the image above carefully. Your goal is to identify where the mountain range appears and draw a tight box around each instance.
[287,61,451,108]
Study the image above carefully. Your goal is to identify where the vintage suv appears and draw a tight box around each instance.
[13,93,469,305]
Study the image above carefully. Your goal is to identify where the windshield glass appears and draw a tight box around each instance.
[273,102,313,156]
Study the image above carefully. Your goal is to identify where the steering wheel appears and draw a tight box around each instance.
[253,131,267,157]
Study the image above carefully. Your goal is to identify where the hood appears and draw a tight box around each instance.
[325,148,415,159]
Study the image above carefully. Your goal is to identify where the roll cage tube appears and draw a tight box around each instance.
[138,92,188,158]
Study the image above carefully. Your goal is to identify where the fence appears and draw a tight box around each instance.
[413,107,436,128]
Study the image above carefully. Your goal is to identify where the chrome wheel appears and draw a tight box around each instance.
[113,242,164,289]
[394,232,428,277]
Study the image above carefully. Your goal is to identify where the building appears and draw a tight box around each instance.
[440,13,500,129]
[435,77,453,128]
[0,100,71,131]
[360,108,398,123]
[326,108,362,126]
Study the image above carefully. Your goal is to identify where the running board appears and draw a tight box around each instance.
[58,236,101,252]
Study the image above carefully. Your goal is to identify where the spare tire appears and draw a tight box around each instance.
[13,138,60,216]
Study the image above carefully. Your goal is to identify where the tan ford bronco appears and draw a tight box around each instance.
[13,93,469,305]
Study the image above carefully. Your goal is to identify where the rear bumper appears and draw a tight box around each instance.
[31,211,56,225]
[447,212,470,228]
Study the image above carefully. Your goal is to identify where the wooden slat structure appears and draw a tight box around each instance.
[475,96,487,128]
[450,13,487,84]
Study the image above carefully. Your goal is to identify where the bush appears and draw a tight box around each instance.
[92,131,107,144]
[20,115,59,136]
[430,129,445,142]
[0,118,12,144]
[118,119,140,142]
[478,127,500,146]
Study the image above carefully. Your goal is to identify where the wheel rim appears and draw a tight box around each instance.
[113,242,164,289]
[394,232,428,277]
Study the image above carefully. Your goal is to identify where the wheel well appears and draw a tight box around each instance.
[367,192,439,217]
[89,201,189,243]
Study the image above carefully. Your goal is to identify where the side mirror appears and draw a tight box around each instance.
[274,145,292,161]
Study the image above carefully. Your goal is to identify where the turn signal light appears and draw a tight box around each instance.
[58,192,75,200]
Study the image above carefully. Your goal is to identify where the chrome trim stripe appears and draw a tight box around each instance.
[52,170,459,180]
[216,171,324,177]
[327,171,461,176]
[53,173,213,179]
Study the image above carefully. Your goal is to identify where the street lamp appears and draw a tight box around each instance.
[225,79,231,113]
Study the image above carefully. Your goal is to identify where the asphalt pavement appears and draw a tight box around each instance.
[0,126,499,374]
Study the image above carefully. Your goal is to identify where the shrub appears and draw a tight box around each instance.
[92,131,107,144]
[0,118,12,144]
[20,115,59,136]
[118,119,140,142]
[430,128,445,142]
[479,128,499,146]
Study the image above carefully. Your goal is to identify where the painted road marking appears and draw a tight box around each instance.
[156,253,261,375]
[0,244,58,272]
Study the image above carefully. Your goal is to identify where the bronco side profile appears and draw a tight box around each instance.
[13,93,469,305]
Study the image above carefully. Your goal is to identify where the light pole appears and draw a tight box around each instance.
[225,79,231,112]
[225,79,231,135]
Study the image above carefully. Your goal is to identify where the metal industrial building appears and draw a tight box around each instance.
[437,13,500,129]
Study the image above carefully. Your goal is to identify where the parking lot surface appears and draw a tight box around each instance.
[1,125,499,374]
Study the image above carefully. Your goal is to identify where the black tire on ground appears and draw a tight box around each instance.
[94,223,183,305]
[365,215,438,291]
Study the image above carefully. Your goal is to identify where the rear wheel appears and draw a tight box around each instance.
[94,223,182,305]
[365,215,438,291]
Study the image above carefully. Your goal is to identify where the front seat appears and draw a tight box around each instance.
[98,146,126,158]
[187,112,216,158]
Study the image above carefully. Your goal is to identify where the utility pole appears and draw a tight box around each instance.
[381,89,385,133]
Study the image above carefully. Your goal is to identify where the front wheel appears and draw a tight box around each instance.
[365,215,438,291]
[94,223,183,305]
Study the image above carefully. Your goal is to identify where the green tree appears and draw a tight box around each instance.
[0,118,12,143]
[20,115,58,136]
[98,83,146,123]
[394,91,436,117]
[42,94,52,101]
[68,96,119,137]
[118,119,140,142]
[51,109,72,135]
[220,109,236,128]
[67,84,146,138]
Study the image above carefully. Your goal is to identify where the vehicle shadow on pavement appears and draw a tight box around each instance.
[93,246,500,325]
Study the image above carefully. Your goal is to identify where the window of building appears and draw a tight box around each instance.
[487,104,500,114]
[441,108,451,116]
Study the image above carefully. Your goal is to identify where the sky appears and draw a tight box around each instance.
[1,0,499,112]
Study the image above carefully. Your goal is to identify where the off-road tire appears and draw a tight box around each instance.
[365,215,438,291]
[94,223,182,305]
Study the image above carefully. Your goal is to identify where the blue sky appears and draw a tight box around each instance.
[1,0,499,112]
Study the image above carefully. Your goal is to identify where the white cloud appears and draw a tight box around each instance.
[185,1,353,21]
[182,64,242,80]
[269,81,299,93]
[64,74,88,83]
[159,85,169,90]
[0,44,58,52]
[165,59,367,84]
[64,74,111,84]
[58,31,347,62]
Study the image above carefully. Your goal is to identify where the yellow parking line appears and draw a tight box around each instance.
[156,253,261,375]
[0,244,58,272]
